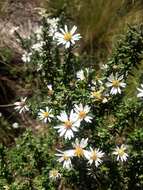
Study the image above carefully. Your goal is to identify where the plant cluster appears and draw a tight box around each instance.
[0,10,143,190]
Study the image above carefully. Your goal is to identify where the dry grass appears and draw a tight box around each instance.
[48,0,143,58]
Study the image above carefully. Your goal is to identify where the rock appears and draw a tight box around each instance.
[0,0,44,55]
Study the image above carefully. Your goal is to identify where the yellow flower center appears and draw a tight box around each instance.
[43,112,49,118]
[79,111,86,119]
[50,169,59,177]
[20,101,25,107]
[117,148,125,156]
[91,151,97,161]
[64,32,72,41]
[75,146,84,157]
[63,154,69,160]
[48,90,53,96]
[112,80,120,88]
[91,91,102,101]
[64,120,72,129]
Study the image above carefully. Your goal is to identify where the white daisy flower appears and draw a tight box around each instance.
[90,89,109,103]
[113,144,128,162]
[100,64,108,70]
[47,84,53,95]
[38,107,54,123]
[12,122,19,129]
[47,84,52,91]
[91,89,103,101]
[54,110,79,140]
[69,138,89,158]
[21,52,32,63]
[54,25,81,48]
[47,84,53,91]
[137,84,143,98]
[76,70,85,81]
[0,112,2,117]
[106,73,126,95]
[55,149,74,170]
[49,169,61,180]
[14,97,29,114]
[74,103,93,123]
[47,18,59,37]
[31,41,45,52]
[76,69,89,81]
[85,147,104,167]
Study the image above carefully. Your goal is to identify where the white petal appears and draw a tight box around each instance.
[117,87,121,94]
[118,75,124,81]
[65,41,70,48]
[120,82,126,88]
[59,128,66,137]
[72,126,78,132]
[106,82,112,87]
[73,120,80,127]
[137,92,143,97]
[70,25,77,35]
[111,87,117,95]
[65,129,74,140]
[84,116,92,123]
[70,110,78,122]
[59,111,68,122]
[64,25,68,33]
